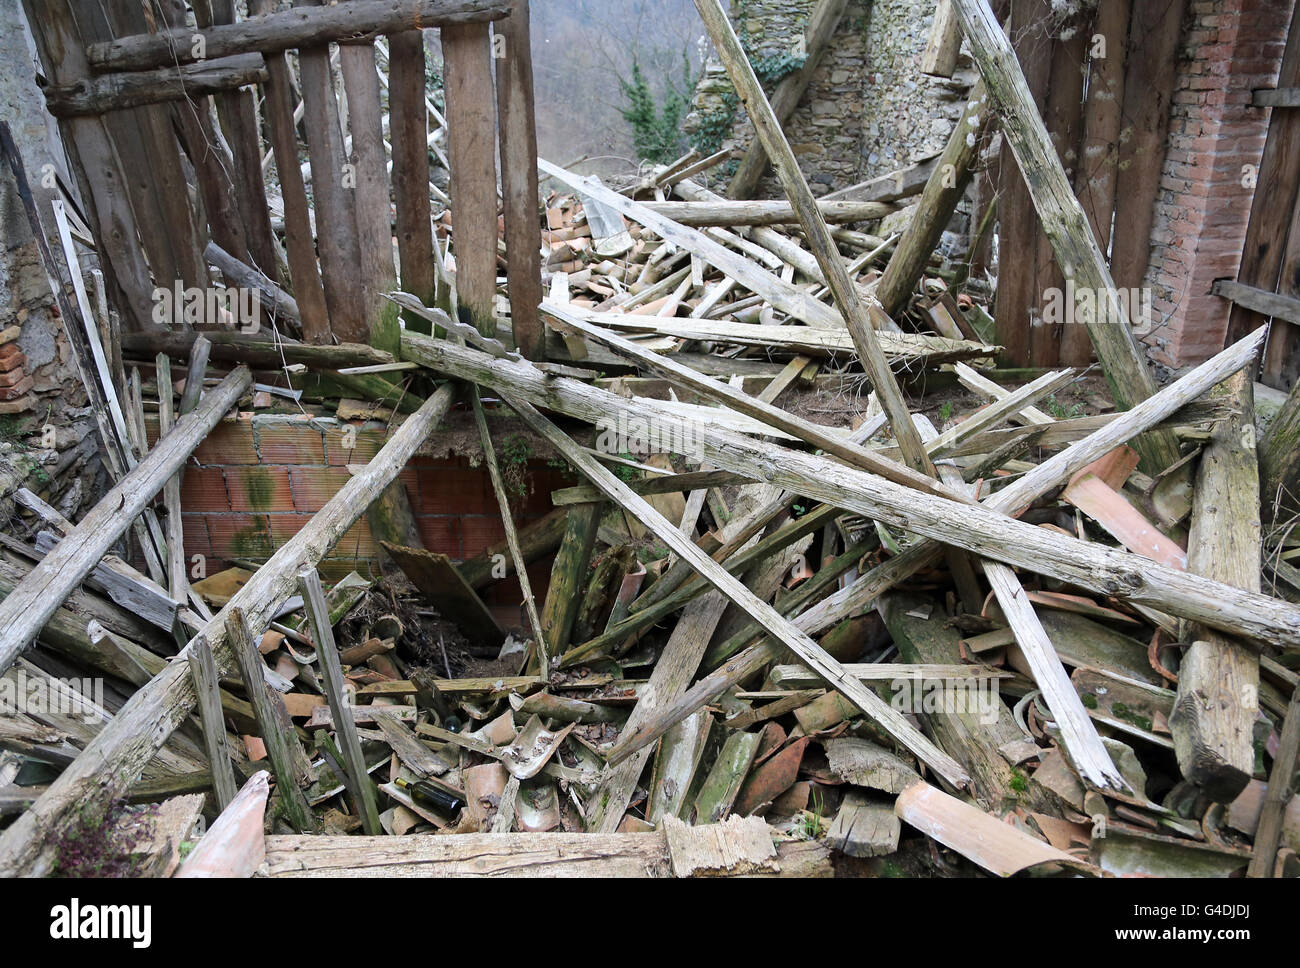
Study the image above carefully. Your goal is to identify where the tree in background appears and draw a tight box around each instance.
[618,54,698,164]
[530,0,705,180]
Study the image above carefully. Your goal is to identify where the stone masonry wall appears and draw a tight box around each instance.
[686,0,971,196]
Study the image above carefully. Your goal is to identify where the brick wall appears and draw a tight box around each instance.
[151,413,570,622]
[1144,0,1295,367]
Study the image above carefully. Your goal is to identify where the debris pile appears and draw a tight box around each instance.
[0,0,1297,882]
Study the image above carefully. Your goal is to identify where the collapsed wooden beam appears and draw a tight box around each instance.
[43,54,268,117]
[1171,372,1261,802]
[692,0,935,482]
[598,332,1277,766]
[1260,378,1300,524]
[86,0,511,73]
[121,331,394,370]
[875,81,990,317]
[727,0,851,199]
[639,199,893,226]
[0,385,455,877]
[399,326,1300,649]
[948,0,1181,473]
[0,367,251,677]
[260,819,828,877]
[499,393,974,792]
[542,305,970,503]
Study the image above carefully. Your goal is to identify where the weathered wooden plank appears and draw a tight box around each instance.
[494,0,544,359]
[227,607,314,832]
[540,503,602,658]
[0,385,455,877]
[295,0,367,342]
[339,39,399,350]
[382,542,504,647]
[641,199,891,225]
[1172,372,1261,802]
[389,28,439,335]
[299,569,382,835]
[0,368,250,675]
[949,0,1180,473]
[88,0,511,72]
[250,0,330,343]
[186,636,239,811]
[442,21,499,335]
[1215,279,1300,326]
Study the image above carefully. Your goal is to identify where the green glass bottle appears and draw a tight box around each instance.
[394,776,465,814]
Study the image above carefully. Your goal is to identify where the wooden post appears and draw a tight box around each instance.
[1072,0,1130,363]
[226,607,315,833]
[727,0,851,200]
[249,0,331,343]
[920,0,963,78]
[389,29,439,335]
[0,385,455,876]
[442,21,500,336]
[541,502,602,658]
[298,569,382,835]
[1261,378,1300,524]
[1247,684,1300,877]
[0,367,251,676]
[1039,8,1091,367]
[294,0,367,342]
[1172,372,1262,802]
[200,0,280,281]
[1109,0,1189,295]
[339,39,400,352]
[22,0,156,330]
[993,0,1051,370]
[692,0,936,478]
[502,393,973,797]
[949,0,1181,474]
[495,0,544,359]
[186,637,239,810]
[876,81,990,318]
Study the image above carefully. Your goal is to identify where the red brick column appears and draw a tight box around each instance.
[1144,0,1294,367]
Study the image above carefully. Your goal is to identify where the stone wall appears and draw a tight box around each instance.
[0,4,106,520]
[686,0,972,196]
